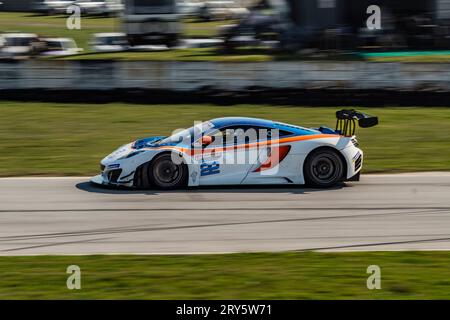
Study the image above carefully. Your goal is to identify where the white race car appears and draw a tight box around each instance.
[91,110,378,189]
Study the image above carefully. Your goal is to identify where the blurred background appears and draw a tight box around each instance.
[1,1,450,301]
[1,0,450,60]
[1,0,450,176]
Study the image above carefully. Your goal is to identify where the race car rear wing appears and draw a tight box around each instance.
[335,109,378,137]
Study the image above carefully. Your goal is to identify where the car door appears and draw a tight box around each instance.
[242,127,297,185]
[198,125,260,186]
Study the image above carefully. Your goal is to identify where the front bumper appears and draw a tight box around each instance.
[90,172,134,187]
[90,174,106,186]
[91,166,135,187]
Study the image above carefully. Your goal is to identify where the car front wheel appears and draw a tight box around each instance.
[148,154,188,190]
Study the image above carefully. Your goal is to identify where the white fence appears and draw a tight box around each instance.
[1,60,450,91]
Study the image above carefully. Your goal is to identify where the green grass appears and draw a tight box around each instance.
[2,252,450,299]
[55,47,274,62]
[0,102,449,176]
[362,51,450,63]
[54,47,360,62]
[369,55,450,63]
[183,17,235,38]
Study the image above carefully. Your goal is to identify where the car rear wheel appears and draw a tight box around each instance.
[304,148,345,188]
[148,154,187,190]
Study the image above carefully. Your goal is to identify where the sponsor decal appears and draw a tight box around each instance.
[200,162,220,176]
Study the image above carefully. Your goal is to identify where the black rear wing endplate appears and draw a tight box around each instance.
[335,109,378,136]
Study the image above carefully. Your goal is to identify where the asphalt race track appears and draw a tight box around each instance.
[0,173,449,255]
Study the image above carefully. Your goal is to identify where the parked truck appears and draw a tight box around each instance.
[123,0,181,47]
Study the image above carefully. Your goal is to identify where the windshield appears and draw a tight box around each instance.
[207,1,238,8]
[62,40,76,49]
[125,0,176,14]
[46,40,76,50]
[46,41,63,50]
[158,121,215,145]
[5,37,36,47]
[99,36,128,45]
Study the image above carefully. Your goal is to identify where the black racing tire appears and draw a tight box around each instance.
[303,148,345,188]
[147,153,188,190]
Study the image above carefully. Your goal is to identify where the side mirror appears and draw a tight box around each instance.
[201,135,213,147]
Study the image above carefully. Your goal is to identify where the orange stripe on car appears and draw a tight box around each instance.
[200,134,339,155]
[142,134,338,156]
